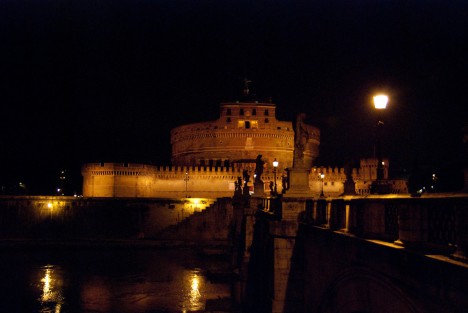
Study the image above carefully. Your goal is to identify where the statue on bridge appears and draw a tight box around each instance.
[254,154,265,183]
[287,114,319,196]
[293,113,319,170]
[242,170,251,196]
[234,176,243,196]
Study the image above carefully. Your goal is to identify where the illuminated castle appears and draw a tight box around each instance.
[82,88,407,198]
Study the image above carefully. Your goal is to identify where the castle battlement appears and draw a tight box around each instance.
[82,162,248,177]
[311,166,345,175]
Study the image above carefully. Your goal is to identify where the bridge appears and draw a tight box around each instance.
[0,192,467,312]
[232,192,468,313]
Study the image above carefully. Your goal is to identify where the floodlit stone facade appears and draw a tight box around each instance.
[82,99,407,198]
[170,100,311,169]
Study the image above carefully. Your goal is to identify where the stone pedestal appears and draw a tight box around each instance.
[254,181,265,196]
[285,167,310,197]
[270,219,304,313]
[370,180,392,194]
[342,179,357,195]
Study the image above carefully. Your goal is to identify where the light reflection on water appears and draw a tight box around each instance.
[3,248,231,313]
[38,265,64,313]
[182,269,202,312]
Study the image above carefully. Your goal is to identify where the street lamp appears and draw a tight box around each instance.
[273,158,279,195]
[320,173,325,197]
[184,171,189,198]
[371,94,389,194]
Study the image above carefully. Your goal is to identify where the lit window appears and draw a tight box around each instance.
[238,120,245,128]
[251,120,258,128]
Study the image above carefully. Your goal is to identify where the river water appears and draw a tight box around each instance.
[0,244,232,313]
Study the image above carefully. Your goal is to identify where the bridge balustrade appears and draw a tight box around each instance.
[299,196,467,261]
[329,199,346,230]
[315,199,328,226]
[261,196,282,219]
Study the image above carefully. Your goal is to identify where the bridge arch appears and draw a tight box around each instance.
[317,266,421,313]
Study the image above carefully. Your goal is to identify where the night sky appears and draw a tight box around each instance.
[1,0,467,194]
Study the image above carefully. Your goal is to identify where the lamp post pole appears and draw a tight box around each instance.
[273,158,279,195]
[372,94,389,194]
[184,171,189,198]
[320,173,325,197]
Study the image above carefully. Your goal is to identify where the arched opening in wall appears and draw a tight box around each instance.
[224,160,230,167]
[216,160,222,167]
[245,121,251,129]
[209,159,214,167]
[200,159,206,166]
[317,267,419,313]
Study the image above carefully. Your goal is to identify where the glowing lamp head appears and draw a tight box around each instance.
[320,173,325,179]
[373,95,388,109]
[273,158,279,168]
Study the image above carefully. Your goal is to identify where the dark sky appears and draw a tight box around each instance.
[1,0,467,194]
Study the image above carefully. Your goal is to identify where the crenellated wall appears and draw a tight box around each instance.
[82,161,408,198]
[82,163,248,198]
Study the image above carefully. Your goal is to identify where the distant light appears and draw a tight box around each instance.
[373,95,388,109]
[320,173,325,179]
[273,158,279,168]
[47,202,53,209]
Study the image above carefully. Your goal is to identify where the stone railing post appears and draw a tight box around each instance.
[395,200,428,248]
[329,199,346,230]
[452,199,468,262]
[270,196,308,313]
[347,199,386,239]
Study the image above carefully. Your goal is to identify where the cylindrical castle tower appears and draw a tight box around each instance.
[171,101,294,167]
[171,100,306,170]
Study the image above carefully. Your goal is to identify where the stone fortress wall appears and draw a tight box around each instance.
[82,97,407,198]
[81,160,407,198]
